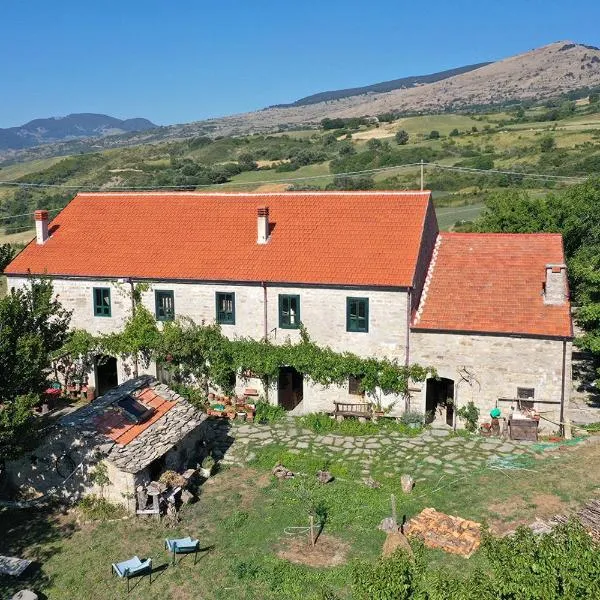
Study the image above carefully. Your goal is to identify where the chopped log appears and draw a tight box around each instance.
[401,474,414,494]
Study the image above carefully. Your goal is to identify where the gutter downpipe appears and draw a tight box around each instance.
[559,338,567,437]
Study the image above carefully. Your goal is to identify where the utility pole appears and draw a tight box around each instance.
[420,160,424,191]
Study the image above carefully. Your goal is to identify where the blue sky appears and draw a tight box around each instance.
[1,0,599,128]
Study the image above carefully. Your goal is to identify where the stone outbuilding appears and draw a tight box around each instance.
[6,376,209,511]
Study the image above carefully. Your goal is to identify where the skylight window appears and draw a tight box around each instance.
[117,395,155,424]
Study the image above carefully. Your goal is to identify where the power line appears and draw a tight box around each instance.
[0,208,62,222]
[0,161,589,193]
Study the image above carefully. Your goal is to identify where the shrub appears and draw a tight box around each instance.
[255,400,286,424]
[456,401,480,432]
[395,130,409,145]
[77,495,125,520]
[400,411,425,426]
[428,130,440,139]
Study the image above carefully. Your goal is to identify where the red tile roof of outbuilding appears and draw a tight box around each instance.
[4,191,433,287]
[412,233,572,338]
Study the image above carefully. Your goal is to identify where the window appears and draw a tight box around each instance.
[93,287,111,317]
[348,375,364,397]
[279,294,300,329]
[517,387,535,410]
[155,290,175,321]
[347,297,369,332]
[216,292,235,325]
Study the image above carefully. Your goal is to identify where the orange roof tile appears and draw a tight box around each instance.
[412,233,572,338]
[4,191,433,287]
[92,387,176,446]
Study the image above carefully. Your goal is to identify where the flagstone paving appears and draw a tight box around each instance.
[213,419,565,481]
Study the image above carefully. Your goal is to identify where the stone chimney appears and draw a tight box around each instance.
[543,263,567,305]
[257,206,269,244]
[35,209,49,245]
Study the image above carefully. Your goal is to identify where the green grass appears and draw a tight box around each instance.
[2,435,600,599]
[435,203,484,230]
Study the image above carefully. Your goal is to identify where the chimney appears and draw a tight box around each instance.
[34,210,49,245]
[543,263,567,305]
[257,206,269,244]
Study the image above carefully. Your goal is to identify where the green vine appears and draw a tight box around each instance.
[57,316,432,400]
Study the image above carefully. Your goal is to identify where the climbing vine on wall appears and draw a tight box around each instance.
[58,317,432,399]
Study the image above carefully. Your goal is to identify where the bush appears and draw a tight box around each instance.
[77,495,125,520]
[255,400,286,424]
[395,129,409,145]
[400,411,425,426]
[456,401,480,432]
[428,130,440,139]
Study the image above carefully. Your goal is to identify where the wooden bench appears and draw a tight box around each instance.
[332,402,373,421]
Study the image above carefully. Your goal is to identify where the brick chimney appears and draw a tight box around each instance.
[34,210,49,245]
[257,206,269,244]
[543,263,567,305]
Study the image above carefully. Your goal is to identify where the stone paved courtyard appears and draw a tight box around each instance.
[216,418,561,482]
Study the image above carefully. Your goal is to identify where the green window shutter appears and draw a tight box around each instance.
[279,294,300,329]
[346,297,369,332]
[216,292,235,325]
[155,290,175,321]
[93,287,111,317]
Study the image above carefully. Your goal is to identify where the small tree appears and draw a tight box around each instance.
[428,130,440,140]
[0,244,16,272]
[395,130,409,145]
[456,401,480,432]
[449,128,460,137]
[540,135,556,153]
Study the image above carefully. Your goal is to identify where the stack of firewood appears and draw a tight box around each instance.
[406,508,482,558]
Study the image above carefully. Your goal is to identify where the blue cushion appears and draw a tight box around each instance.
[165,537,199,553]
[112,556,151,577]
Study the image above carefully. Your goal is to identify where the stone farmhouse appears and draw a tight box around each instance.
[4,191,572,430]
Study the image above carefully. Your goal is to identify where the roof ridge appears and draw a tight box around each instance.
[442,231,563,238]
[413,233,442,326]
[74,190,432,198]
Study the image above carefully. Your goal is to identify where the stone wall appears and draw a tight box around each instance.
[410,331,571,432]
[8,276,410,413]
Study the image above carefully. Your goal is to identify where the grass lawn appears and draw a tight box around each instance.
[2,431,599,599]
[435,203,484,230]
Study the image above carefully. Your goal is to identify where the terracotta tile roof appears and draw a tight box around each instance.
[412,233,572,338]
[62,376,206,473]
[4,191,433,287]
[92,386,176,446]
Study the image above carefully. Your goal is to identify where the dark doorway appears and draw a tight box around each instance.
[425,377,455,425]
[96,355,118,396]
[278,367,303,411]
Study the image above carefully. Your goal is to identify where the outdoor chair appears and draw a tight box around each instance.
[165,536,200,565]
[111,556,152,592]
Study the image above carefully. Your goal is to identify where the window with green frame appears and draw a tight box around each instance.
[93,287,111,317]
[155,290,175,321]
[216,292,235,325]
[279,294,300,329]
[346,297,369,332]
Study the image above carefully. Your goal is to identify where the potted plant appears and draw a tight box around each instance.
[199,456,216,478]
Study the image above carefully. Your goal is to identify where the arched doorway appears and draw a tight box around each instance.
[96,355,118,396]
[425,377,455,426]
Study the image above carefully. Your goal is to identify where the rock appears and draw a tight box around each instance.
[272,464,294,479]
[382,531,413,557]
[364,476,381,488]
[12,592,38,600]
[401,474,414,494]
[317,470,334,484]
[180,489,194,504]
[378,517,399,533]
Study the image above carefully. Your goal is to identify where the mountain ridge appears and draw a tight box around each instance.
[270,62,493,108]
[0,113,157,151]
